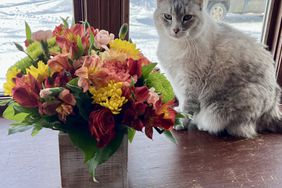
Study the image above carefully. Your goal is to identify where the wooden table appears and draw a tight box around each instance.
[1,118,282,188]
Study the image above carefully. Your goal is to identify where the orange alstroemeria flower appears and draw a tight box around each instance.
[56,103,74,122]
[13,74,42,108]
[143,100,177,139]
[75,55,108,92]
[48,54,71,73]
[54,24,97,59]
[59,89,77,106]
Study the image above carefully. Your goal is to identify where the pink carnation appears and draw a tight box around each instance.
[31,30,53,41]
[95,30,114,50]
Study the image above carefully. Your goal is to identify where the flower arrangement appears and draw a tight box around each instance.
[1,20,182,180]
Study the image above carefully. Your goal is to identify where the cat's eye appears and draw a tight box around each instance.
[163,14,172,21]
[183,15,193,22]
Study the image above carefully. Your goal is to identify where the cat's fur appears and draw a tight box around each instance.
[154,0,282,138]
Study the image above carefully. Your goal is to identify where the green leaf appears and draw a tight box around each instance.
[60,17,69,28]
[163,130,177,144]
[31,124,43,137]
[67,78,92,120]
[8,125,33,135]
[12,113,30,122]
[127,127,136,143]
[174,118,182,126]
[13,104,37,115]
[0,99,11,106]
[76,35,84,57]
[88,30,95,55]
[67,78,81,94]
[68,126,98,162]
[3,104,15,120]
[118,23,129,40]
[96,131,125,165]
[40,40,50,59]
[14,42,35,62]
[25,21,32,40]
[86,157,99,182]
[87,132,125,178]
[176,112,187,119]
[14,42,25,52]
[3,102,35,123]
[142,63,157,79]
[76,93,93,120]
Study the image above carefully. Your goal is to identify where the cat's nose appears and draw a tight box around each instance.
[173,28,180,34]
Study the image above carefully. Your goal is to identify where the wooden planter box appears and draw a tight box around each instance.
[59,133,128,188]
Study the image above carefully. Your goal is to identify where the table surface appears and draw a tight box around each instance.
[1,118,282,188]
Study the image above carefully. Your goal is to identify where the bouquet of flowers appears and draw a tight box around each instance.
[1,20,182,179]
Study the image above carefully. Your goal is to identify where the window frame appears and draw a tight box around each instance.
[0,0,281,114]
[262,0,282,86]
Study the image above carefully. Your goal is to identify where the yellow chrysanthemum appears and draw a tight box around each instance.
[109,39,140,60]
[26,61,49,82]
[3,67,21,96]
[89,81,128,114]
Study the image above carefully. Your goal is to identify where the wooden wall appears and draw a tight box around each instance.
[73,0,129,37]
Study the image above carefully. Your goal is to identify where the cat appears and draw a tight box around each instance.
[154,0,282,138]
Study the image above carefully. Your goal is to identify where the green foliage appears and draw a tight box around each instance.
[10,37,58,72]
[89,30,95,55]
[31,123,43,137]
[68,126,98,162]
[0,99,11,106]
[49,45,61,54]
[8,125,34,135]
[76,36,84,58]
[3,103,28,122]
[25,21,32,40]
[40,41,50,60]
[119,23,129,40]
[145,72,175,103]
[13,104,37,115]
[142,63,157,79]
[10,57,33,74]
[66,78,81,93]
[14,42,25,52]
[60,17,69,28]
[67,78,93,120]
[163,130,177,144]
[2,101,49,136]
[87,132,125,178]
[3,103,36,135]
[127,127,136,143]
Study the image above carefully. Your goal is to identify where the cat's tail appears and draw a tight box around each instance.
[257,107,282,133]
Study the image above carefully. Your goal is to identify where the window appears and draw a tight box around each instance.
[129,0,270,62]
[130,1,158,62]
[0,0,73,94]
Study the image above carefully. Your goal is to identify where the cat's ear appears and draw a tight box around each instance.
[156,0,165,6]
[194,0,207,9]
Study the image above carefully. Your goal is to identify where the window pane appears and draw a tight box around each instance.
[0,0,73,94]
[208,0,268,39]
[130,0,269,61]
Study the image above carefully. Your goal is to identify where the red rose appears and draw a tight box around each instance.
[88,108,116,148]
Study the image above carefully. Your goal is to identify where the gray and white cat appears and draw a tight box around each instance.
[154,0,282,138]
